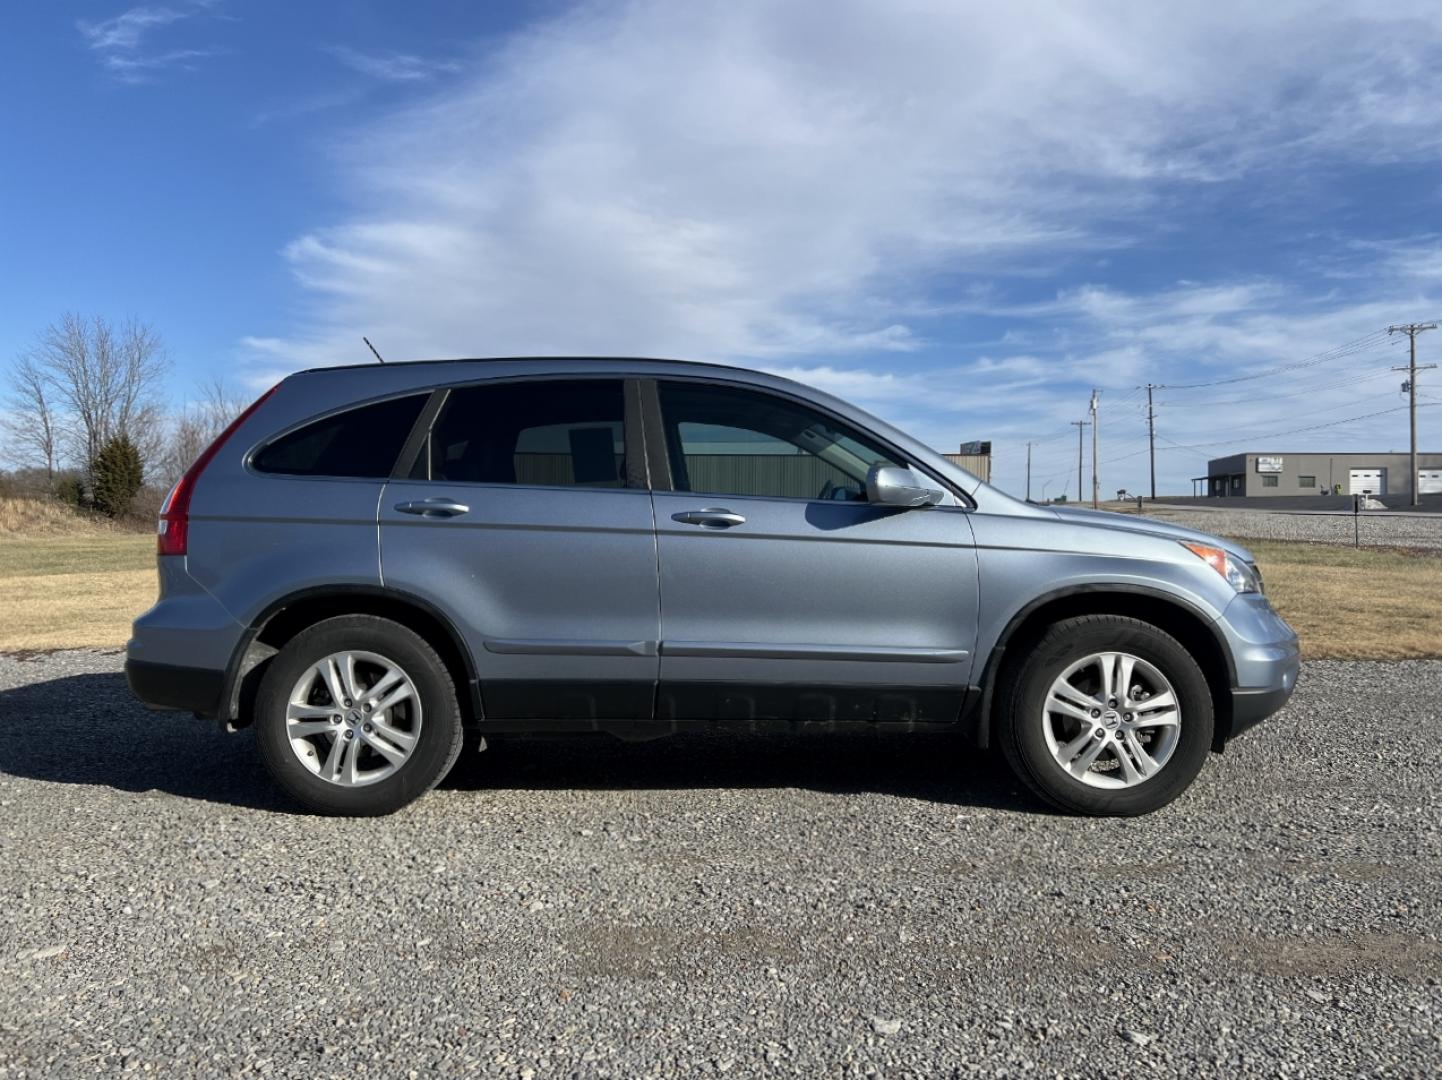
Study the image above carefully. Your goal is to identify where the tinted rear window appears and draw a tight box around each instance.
[416,379,627,488]
[252,394,426,478]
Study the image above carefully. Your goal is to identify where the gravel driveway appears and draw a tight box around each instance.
[2,651,1439,1077]
[1143,504,1442,549]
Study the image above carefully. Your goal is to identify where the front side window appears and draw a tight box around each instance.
[1262,475,1279,487]
[418,379,626,488]
[657,381,901,501]
[252,394,427,478]
[1298,474,1316,487]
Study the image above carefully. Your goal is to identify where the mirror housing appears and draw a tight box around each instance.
[866,464,945,508]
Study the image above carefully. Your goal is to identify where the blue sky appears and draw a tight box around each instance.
[4,1,1442,496]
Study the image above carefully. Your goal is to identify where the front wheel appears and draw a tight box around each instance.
[254,615,464,815]
[996,615,1214,816]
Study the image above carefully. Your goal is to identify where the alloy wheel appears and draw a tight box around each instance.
[284,650,423,787]
[1041,651,1181,789]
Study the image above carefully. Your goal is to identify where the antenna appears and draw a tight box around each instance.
[362,336,385,364]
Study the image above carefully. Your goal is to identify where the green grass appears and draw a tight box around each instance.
[0,535,155,578]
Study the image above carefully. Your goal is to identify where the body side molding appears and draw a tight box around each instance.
[660,641,968,663]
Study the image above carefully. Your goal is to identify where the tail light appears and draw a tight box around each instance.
[158,384,279,557]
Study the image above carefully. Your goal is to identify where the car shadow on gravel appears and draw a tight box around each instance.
[0,672,1045,815]
[0,672,290,812]
[446,730,1043,813]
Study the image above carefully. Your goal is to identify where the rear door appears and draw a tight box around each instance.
[645,377,980,724]
[380,377,660,721]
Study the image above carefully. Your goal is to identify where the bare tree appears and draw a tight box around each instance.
[2,353,60,480]
[157,377,250,488]
[37,313,169,468]
[4,314,171,484]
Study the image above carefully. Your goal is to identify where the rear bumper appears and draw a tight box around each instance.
[125,659,225,716]
[126,557,246,718]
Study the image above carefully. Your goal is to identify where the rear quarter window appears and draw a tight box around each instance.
[251,393,427,478]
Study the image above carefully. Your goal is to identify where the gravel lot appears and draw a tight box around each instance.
[1145,504,1442,549]
[2,650,1440,1077]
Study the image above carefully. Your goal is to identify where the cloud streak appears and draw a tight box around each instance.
[77,2,221,83]
[326,45,461,83]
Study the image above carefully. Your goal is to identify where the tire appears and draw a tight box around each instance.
[254,615,464,816]
[996,615,1214,816]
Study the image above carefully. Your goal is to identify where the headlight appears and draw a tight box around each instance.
[1182,541,1262,594]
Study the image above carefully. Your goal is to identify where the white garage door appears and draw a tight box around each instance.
[1348,468,1386,495]
[1420,469,1442,495]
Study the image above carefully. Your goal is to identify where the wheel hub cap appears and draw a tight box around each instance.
[284,650,423,788]
[1040,651,1182,790]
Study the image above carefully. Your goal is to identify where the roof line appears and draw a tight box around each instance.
[299,355,726,375]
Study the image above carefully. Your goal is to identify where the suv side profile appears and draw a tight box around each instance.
[126,358,1299,816]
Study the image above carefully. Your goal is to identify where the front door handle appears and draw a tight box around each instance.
[395,497,470,519]
[671,507,746,529]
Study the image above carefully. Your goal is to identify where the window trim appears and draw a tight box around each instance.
[392,373,647,492]
[639,376,968,507]
[245,390,434,483]
[390,389,449,480]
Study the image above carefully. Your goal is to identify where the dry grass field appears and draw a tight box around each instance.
[0,498,155,651]
[0,498,1437,658]
[0,535,155,651]
[1242,539,1442,660]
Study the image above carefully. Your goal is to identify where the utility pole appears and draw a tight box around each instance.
[1089,389,1100,509]
[1070,420,1089,502]
[1388,322,1437,507]
[1144,383,1159,501]
[1025,441,1034,502]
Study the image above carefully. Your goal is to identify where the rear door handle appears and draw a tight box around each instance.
[671,507,746,528]
[394,497,470,519]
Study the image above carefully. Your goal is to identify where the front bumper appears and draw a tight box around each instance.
[1229,682,1295,739]
[1217,592,1301,743]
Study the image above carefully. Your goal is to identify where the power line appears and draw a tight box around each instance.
[1026,324,1436,496]
[1159,330,1393,390]
[1112,402,1438,462]
[1159,365,1400,409]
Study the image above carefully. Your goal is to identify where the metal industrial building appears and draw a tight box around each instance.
[1206,451,1442,498]
[943,441,992,483]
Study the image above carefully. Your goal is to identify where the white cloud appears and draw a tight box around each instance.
[248,0,1442,491]
[78,6,185,52]
[77,2,220,83]
[326,46,461,83]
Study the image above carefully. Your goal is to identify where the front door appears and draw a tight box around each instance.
[646,378,979,724]
[380,377,659,721]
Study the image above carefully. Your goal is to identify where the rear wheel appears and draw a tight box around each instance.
[254,615,463,815]
[996,615,1214,816]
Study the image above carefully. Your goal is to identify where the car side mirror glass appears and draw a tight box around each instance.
[865,464,945,508]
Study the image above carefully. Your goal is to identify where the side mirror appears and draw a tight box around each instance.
[866,464,945,508]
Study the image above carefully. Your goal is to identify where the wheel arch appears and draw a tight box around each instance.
[970,585,1236,753]
[218,585,481,728]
